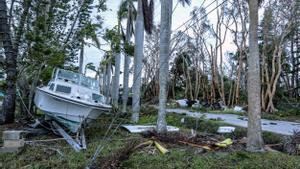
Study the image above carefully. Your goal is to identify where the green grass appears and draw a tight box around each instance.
[124,150,300,169]
[0,106,298,169]
[0,114,135,169]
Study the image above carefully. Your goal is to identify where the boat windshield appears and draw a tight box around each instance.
[56,69,99,91]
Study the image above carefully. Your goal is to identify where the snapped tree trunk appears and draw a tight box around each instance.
[131,0,144,122]
[157,0,172,133]
[247,0,264,151]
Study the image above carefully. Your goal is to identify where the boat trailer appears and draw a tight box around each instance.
[52,121,86,152]
[30,119,87,152]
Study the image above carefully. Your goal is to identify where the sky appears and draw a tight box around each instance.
[83,0,238,84]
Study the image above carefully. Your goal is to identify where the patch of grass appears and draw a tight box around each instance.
[124,149,300,169]
[0,115,137,169]
[263,132,283,145]
[138,112,226,134]
[0,129,134,169]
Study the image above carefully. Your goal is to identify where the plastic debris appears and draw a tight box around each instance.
[233,106,245,112]
[135,140,169,154]
[217,126,236,133]
[121,125,180,133]
[176,99,188,107]
[215,138,233,148]
[154,141,169,154]
[180,118,185,124]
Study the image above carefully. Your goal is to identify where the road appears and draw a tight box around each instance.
[166,108,300,135]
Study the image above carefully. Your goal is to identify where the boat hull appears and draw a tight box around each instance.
[34,88,111,133]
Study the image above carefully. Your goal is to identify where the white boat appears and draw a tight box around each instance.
[34,68,112,133]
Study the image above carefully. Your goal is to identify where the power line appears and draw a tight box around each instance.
[172,0,212,32]
[171,0,228,42]
[128,0,228,108]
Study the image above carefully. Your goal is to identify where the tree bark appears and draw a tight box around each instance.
[247,0,264,151]
[157,0,172,133]
[0,0,15,123]
[131,0,144,122]
[112,53,120,107]
[122,5,132,113]
[104,60,111,104]
[79,39,84,74]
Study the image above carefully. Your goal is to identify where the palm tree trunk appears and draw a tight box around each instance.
[79,39,84,74]
[247,0,264,151]
[122,5,132,113]
[102,66,107,94]
[157,0,172,133]
[105,61,111,104]
[112,53,121,107]
[0,0,16,123]
[131,0,144,122]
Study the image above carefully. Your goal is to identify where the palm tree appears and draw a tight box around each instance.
[110,2,135,108]
[247,0,264,151]
[103,26,121,107]
[101,53,112,104]
[112,51,121,107]
[119,0,137,113]
[131,0,153,122]
[84,62,96,75]
[156,0,191,133]
[78,22,100,74]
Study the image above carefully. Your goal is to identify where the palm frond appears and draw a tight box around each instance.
[178,0,191,7]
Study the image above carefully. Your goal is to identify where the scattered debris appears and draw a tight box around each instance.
[217,126,236,134]
[211,101,225,110]
[96,140,139,169]
[238,137,247,144]
[190,129,197,138]
[215,138,233,148]
[178,140,211,150]
[283,130,300,155]
[135,140,169,154]
[192,101,202,108]
[176,99,188,107]
[141,131,233,152]
[121,125,180,133]
[180,117,185,124]
[0,130,25,153]
[233,106,246,113]
[264,145,280,153]
[154,141,169,154]
[176,99,199,108]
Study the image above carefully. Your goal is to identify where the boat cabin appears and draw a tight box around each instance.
[46,69,105,104]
